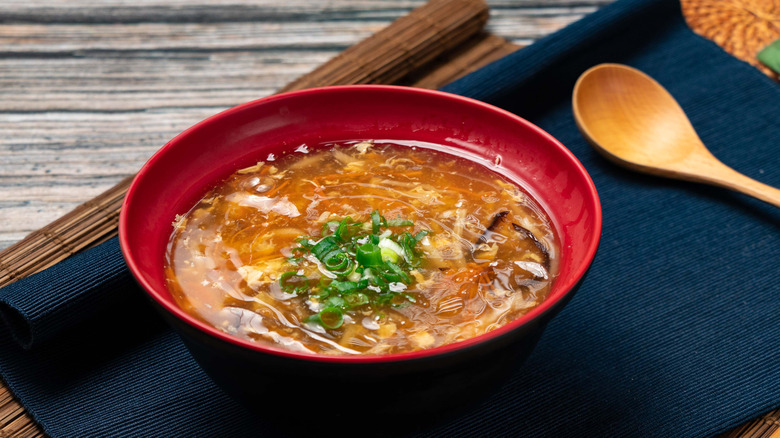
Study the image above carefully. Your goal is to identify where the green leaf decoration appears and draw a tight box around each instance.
[758,37,780,76]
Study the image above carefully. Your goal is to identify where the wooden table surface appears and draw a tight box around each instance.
[0,0,611,251]
[0,1,778,437]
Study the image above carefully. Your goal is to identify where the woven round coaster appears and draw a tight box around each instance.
[681,0,780,79]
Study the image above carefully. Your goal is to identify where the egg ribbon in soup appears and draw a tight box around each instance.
[165,141,558,355]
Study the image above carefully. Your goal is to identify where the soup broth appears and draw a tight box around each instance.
[165,141,558,355]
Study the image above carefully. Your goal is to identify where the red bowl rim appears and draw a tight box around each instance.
[119,84,602,364]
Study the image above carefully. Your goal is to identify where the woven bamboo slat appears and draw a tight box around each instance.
[278,0,489,92]
[403,32,521,88]
[722,410,780,438]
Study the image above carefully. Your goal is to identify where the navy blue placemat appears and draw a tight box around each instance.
[1,0,778,436]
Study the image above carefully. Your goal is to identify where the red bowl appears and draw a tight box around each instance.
[119,85,601,428]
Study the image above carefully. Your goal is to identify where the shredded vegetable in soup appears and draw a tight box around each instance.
[165,140,558,355]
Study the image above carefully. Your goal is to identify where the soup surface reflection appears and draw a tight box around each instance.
[166,141,558,355]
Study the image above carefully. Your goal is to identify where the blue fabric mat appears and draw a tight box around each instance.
[1,0,778,436]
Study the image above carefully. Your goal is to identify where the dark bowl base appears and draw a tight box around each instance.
[153,268,590,437]
[174,319,544,437]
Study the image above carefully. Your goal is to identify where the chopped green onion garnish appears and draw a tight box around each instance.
[414,230,429,242]
[322,221,340,237]
[312,236,339,260]
[380,247,399,263]
[323,251,352,273]
[335,217,352,241]
[344,292,369,307]
[305,306,344,329]
[356,242,383,267]
[296,237,315,248]
[279,271,309,294]
[386,219,413,227]
[282,209,430,330]
[385,262,411,283]
[347,270,362,282]
[325,296,347,309]
[329,280,359,294]
[370,210,384,234]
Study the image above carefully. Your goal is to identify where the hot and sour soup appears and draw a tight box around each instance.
[165,141,558,355]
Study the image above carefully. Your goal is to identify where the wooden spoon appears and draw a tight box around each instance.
[572,63,780,208]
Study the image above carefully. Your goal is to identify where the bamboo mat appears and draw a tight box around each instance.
[0,0,777,436]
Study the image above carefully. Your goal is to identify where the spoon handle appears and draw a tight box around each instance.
[696,158,780,208]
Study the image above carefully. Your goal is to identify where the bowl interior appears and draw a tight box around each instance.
[120,85,601,362]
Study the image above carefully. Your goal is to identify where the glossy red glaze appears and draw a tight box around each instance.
[119,85,601,365]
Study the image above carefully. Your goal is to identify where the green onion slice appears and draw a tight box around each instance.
[289,209,431,326]
[325,296,347,309]
[414,230,429,242]
[317,307,344,329]
[370,210,386,234]
[385,262,411,283]
[356,242,383,267]
[321,221,340,237]
[323,251,352,274]
[335,217,352,241]
[279,271,309,294]
[329,280,359,294]
[386,219,413,227]
[344,292,369,307]
[312,236,340,261]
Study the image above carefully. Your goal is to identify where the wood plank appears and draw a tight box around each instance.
[0,0,605,250]
[0,0,494,288]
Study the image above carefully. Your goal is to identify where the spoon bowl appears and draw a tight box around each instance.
[572,63,780,207]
